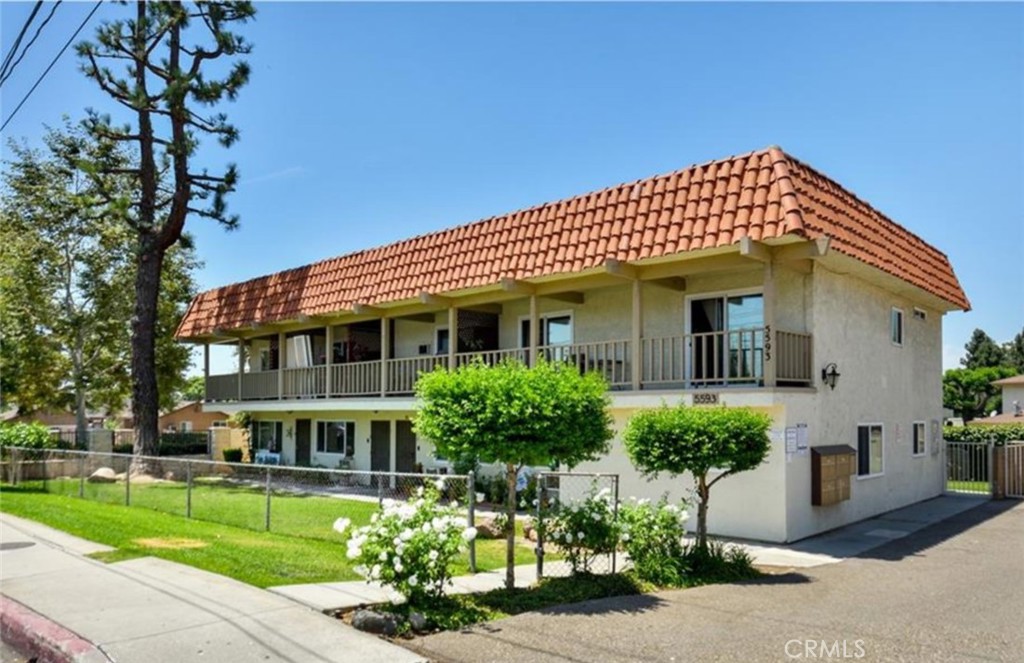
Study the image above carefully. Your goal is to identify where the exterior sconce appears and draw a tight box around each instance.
[821,363,841,390]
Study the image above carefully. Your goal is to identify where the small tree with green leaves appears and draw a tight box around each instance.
[623,405,772,550]
[415,359,614,590]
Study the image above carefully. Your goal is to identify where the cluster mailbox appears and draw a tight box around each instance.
[811,445,857,506]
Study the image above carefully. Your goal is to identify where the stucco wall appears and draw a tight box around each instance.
[782,265,946,541]
[1001,385,1024,414]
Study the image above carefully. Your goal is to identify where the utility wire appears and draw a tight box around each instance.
[1,1,63,88]
[0,1,44,80]
[1,1,102,135]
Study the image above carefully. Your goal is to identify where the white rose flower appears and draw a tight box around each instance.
[564,532,573,543]
[400,529,414,541]
[378,550,388,561]
[393,536,402,547]
[622,532,630,541]
[462,527,477,542]
[435,478,446,491]
[408,574,418,587]
[421,522,432,533]
[577,531,585,541]
[428,549,439,561]
[333,517,351,535]
[370,564,381,579]
[416,486,425,497]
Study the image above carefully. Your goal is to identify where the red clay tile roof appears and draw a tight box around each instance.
[176,147,969,339]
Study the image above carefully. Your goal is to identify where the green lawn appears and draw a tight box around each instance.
[0,483,537,588]
[946,480,989,494]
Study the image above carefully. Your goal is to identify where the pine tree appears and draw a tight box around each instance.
[961,328,1007,369]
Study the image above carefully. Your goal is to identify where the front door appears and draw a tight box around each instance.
[395,420,417,473]
[370,420,391,481]
[295,419,311,466]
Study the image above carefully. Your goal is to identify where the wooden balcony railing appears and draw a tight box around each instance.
[203,328,813,403]
[330,360,381,397]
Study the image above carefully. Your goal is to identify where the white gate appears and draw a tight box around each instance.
[1005,442,1024,499]
[946,441,992,495]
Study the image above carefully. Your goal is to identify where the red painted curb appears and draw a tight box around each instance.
[0,594,110,663]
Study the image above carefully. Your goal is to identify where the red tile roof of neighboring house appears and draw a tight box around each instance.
[176,147,969,339]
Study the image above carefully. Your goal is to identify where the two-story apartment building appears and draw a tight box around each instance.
[175,147,968,542]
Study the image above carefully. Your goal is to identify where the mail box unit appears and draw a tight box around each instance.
[811,445,856,506]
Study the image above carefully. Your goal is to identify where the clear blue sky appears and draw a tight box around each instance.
[2,1,1022,376]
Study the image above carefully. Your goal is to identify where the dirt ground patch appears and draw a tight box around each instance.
[133,537,208,550]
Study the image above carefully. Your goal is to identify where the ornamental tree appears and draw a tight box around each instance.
[414,359,614,590]
[623,405,772,550]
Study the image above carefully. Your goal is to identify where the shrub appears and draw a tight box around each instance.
[944,424,1024,445]
[545,486,619,574]
[113,442,134,455]
[682,541,758,584]
[619,497,690,587]
[222,448,244,463]
[340,478,476,604]
[0,422,60,457]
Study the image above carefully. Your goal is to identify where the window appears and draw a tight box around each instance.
[688,292,765,383]
[890,308,904,346]
[519,313,573,347]
[912,421,926,456]
[253,421,282,452]
[179,421,193,433]
[435,327,450,355]
[316,420,355,456]
[857,424,884,477]
[912,308,927,321]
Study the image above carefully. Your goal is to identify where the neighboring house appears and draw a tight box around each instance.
[175,147,969,543]
[2,409,133,430]
[975,375,1024,424]
[158,401,229,433]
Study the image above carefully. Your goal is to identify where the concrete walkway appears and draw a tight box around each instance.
[0,513,424,663]
[270,495,987,612]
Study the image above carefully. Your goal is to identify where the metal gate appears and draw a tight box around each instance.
[1005,442,1024,499]
[942,442,991,495]
[946,441,992,495]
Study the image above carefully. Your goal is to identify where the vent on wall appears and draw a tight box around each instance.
[913,308,927,321]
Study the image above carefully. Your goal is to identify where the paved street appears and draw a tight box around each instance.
[411,500,1024,663]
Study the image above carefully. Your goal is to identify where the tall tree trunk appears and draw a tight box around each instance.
[505,463,517,591]
[131,245,164,474]
[73,327,87,450]
[75,388,88,450]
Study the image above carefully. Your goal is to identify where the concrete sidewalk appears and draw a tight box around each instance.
[271,494,987,613]
[0,514,424,663]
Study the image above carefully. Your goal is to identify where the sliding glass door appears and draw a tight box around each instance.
[688,293,764,385]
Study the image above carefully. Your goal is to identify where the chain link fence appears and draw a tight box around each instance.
[533,471,620,579]
[2,446,477,570]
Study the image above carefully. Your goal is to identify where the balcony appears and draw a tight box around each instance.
[204,328,813,403]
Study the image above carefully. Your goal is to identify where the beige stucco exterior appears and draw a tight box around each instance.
[206,250,954,543]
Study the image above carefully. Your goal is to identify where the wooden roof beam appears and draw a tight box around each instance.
[604,258,639,280]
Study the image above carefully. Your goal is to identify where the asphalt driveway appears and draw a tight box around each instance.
[410,500,1024,662]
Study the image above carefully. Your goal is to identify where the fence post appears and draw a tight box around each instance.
[125,460,131,506]
[988,440,995,498]
[186,460,193,518]
[467,471,477,574]
[41,449,49,492]
[78,453,85,498]
[377,474,384,508]
[611,474,619,574]
[535,473,545,580]
[265,466,272,532]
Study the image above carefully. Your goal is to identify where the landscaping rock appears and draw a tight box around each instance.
[523,521,534,540]
[351,609,398,636]
[87,467,117,483]
[163,471,178,482]
[408,611,430,633]
[476,517,504,539]
[115,472,127,481]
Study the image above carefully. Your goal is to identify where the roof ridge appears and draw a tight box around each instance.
[766,146,807,236]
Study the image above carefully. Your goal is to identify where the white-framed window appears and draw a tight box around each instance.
[179,421,193,433]
[857,423,884,477]
[519,311,574,347]
[912,307,927,321]
[253,421,282,452]
[890,307,904,346]
[912,421,926,457]
[316,420,355,456]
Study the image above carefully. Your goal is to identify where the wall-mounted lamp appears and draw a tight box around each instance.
[821,363,841,390]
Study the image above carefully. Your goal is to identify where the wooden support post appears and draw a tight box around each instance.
[529,294,539,367]
[237,339,244,400]
[325,325,334,397]
[763,261,777,388]
[631,279,642,391]
[448,306,457,370]
[277,331,286,399]
[380,317,390,397]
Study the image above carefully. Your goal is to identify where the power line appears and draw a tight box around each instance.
[1,1,63,88]
[0,1,44,80]
[1,1,102,135]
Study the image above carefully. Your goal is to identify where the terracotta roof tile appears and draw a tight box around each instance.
[176,147,970,338]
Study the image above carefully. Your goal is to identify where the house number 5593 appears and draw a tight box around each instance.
[764,325,772,362]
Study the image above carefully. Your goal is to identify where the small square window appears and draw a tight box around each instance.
[912,308,927,321]
[316,421,355,457]
[890,308,904,346]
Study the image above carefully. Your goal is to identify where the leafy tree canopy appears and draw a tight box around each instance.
[962,329,1007,370]
[943,366,1016,421]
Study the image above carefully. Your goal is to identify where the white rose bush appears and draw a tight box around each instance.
[335,479,476,604]
[618,497,690,587]
[545,486,620,574]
